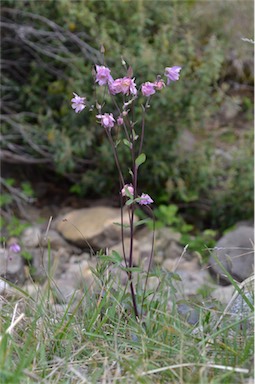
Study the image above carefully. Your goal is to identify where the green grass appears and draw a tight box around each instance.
[0,260,254,384]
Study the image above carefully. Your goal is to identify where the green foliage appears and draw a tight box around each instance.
[1,217,29,239]
[1,0,253,229]
[0,179,15,208]
[166,138,254,229]
[145,204,217,255]
[0,179,35,211]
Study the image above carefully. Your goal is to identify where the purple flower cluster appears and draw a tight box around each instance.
[71,65,182,113]
[71,62,182,206]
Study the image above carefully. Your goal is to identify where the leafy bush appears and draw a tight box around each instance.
[1,0,253,229]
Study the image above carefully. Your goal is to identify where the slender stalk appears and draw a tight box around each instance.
[119,185,128,268]
[138,104,146,156]
[106,130,125,187]
[141,206,155,316]
[129,273,139,319]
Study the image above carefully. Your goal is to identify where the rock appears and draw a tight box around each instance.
[23,283,41,299]
[31,247,70,282]
[137,227,186,264]
[165,242,188,260]
[0,247,25,284]
[109,262,129,288]
[229,291,253,316]
[228,290,254,333]
[172,269,213,298]
[62,258,97,292]
[40,229,80,252]
[51,259,97,303]
[21,227,42,248]
[209,225,254,284]
[52,278,81,303]
[56,206,137,249]
[0,279,10,294]
[177,303,200,325]
[211,285,235,305]
[162,257,200,273]
[109,238,140,266]
[155,227,182,247]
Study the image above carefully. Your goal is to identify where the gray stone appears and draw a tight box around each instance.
[211,285,235,305]
[40,229,80,252]
[177,303,200,325]
[31,247,70,282]
[21,227,42,248]
[137,227,187,264]
[52,278,81,303]
[172,269,213,298]
[209,226,254,283]
[228,291,254,333]
[109,238,140,266]
[229,291,253,316]
[162,257,200,273]
[0,279,11,295]
[0,247,25,284]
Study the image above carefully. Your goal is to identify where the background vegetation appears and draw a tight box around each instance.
[1,0,254,230]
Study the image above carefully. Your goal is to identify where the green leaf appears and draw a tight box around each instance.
[123,138,132,149]
[112,222,130,228]
[110,250,123,263]
[135,153,146,167]
[125,199,135,206]
[120,266,142,273]
[132,129,139,141]
[134,218,152,227]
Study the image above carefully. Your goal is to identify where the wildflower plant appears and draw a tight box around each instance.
[71,48,182,320]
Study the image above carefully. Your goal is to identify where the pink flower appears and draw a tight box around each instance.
[141,82,156,97]
[96,113,115,129]
[9,243,21,253]
[95,65,113,86]
[138,193,153,205]
[71,93,86,113]
[121,77,137,95]
[109,78,123,95]
[154,79,165,90]
[164,66,182,85]
[117,116,124,125]
[109,77,137,96]
[121,184,134,197]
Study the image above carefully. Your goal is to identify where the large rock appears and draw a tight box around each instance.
[209,225,254,284]
[56,207,137,249]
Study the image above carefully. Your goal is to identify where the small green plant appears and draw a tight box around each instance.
[2,217,29,238]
